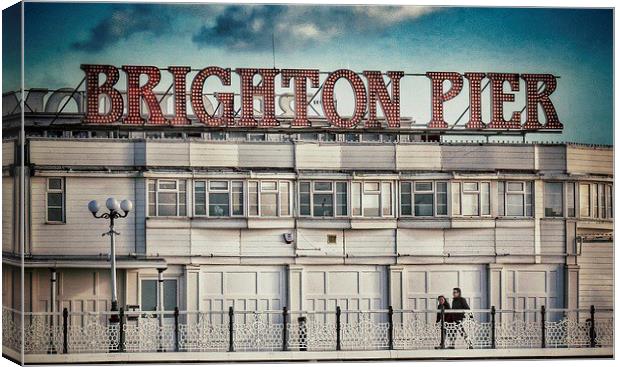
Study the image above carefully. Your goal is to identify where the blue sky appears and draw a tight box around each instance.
[4,2,614,144]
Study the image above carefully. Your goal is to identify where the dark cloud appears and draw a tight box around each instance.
[192,5,285,51]
[191,5,438,51]
[72,5,173,52]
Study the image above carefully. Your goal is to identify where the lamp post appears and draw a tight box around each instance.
[88,197,133,319]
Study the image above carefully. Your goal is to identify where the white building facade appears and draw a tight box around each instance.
[1,90,614,361]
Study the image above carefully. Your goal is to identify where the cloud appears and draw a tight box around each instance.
[192,5,438,51]
[71,4,438,53]
[72,5,173,52]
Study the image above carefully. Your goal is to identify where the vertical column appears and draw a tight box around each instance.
[533,180,544,264]
[184,265,201,323]
[287,265,304,311]
[564,264,579,311]
[487,264,503,313]
[389,265,405,323]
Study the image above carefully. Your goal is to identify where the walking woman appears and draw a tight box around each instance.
[435,295,450,349]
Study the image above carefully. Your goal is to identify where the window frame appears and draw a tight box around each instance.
[46,177,65,223]
[298,180,349,218]
[499,180,532,217]
[452,180,492,217]
[399,180,449,218]
[193,179,245,218]
[247,180,294,218]
[147,178,187,217]
[351,180,394,218]
[544,181,564,218]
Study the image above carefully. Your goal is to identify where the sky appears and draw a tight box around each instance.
[2,2,614,144]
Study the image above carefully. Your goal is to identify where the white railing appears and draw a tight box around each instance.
[2,306,613,355]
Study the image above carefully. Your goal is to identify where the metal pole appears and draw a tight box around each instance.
[228,306,234,352]
[589,305,596,348]
[62,308,68,354]
[49,268,57,354]
[491,306,496,349]
[119,307,125,352]
[282,306,288,351]
[109,221,118,312]
[336,306,341,351]
[174,307,180,352]
[440,306,446,349]
[388,306,394,350]
[157,268,165,352]
[540,305,546,348]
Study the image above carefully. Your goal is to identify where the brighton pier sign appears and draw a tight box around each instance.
[81,64,563,130]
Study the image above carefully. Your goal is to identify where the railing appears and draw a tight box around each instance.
[2,305,613,355]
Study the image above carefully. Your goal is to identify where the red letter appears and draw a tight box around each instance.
[281,69,319,127]
[487,73,521,129]
[364,71,404,128]
[464,72,486,129]
[190,67,234,126]
[427,72,463,129]
[81,64,123,124]
[122,65,166,125]
[236,68,279,127]
[322,69,367,128]
[521,74,563,129]
[168,66,191,125]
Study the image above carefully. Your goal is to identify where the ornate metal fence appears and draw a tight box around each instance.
[2,305,613,355]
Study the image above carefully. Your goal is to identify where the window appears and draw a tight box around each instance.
[605,184,613,219]
[566,183,576,217]
[452,181,490,216]
[351,181,393,217]
[299,181,348,217]
[248,180,292,217]
[579,182,613,219]
[499,181,532,217]
[193,180,244,217]
[436,182,448,216]
[46,178,65,223]
[400,182,412,216]
[314,182,334,217]
[400,181,448,217]
[147,179,187,216]
[579,183,590,217]
[140,279,177,314]
[544,182,563,217]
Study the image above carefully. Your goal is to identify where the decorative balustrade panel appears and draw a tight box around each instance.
[2,307,613,355]
[178,314,229,352]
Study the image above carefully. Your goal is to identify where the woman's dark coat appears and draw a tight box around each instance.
[436,302,451,323]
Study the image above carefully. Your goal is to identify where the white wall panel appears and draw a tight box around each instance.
[397,229,444,256]
[344,229,395,257]
[404,264,487,318]
[191,228,240,256]
[503,265,563,318]
[566,146,612,175]
[30,140,136,166]
[303,265,387,313]
[31,176,136,255]
[444,228,494,256]
[199,265,286,314]
[578,242,613,309]
[2,178,13,252]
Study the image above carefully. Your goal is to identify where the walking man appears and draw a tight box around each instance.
[448,287,473,349]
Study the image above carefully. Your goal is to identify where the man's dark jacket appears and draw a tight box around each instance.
[451,297,470,322]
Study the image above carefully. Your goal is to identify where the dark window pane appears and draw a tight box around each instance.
[47,208,63,222]
[47,192,63,207]
[209,193,230,216]
[414,193,433,216]
[141,280,157,311]
[313,193,333,217]
[163,280,177,311]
